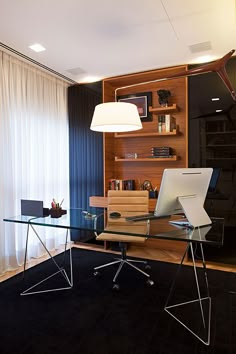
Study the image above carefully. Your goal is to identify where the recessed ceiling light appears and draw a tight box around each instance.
[211,97,220,101]
[189,54,217,65]
[79,76,102,83]
[29,43,46,52]
[195,55,214,63]
[216,109,222,112]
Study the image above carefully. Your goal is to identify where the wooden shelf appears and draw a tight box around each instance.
[149,104,179,113]
[115,156,178,162]
[114,129,178,138]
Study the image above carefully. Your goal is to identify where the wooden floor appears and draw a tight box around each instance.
[0,242,236,283]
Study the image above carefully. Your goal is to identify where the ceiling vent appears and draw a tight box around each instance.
[66,67,86,75]
[188,41,212,53]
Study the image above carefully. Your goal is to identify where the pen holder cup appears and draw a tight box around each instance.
[50,209,67,218]
[149,191,158,199]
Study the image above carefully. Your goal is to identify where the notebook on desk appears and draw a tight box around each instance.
[168,218,192,228]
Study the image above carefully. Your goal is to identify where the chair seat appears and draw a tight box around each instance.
[96,224,147,243]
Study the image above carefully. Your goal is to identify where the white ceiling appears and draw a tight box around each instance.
[1,0,236,83]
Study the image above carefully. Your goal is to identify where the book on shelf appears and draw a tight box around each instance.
[158,115,176,132]
[151,146,173,157]
[108,179,135,190]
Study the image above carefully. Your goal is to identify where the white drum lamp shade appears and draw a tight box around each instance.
[90,102,143,132]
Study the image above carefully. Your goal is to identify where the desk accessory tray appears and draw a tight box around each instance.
[50,209,67,218]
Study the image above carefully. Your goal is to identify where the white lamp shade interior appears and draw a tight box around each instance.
[90,102,143,132]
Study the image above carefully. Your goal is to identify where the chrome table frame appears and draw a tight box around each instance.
[129,217,224,346]
[3,209,99,296]
[21,221,73,296]
[164,241,211,345]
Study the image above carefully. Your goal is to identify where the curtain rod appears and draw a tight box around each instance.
[0,42,76,84]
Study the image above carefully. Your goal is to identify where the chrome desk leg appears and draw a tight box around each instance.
[23,224,30,278]
[21,225,73,296]
[164,242,211,346]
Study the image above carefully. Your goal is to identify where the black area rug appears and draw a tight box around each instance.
[0,248,236,354]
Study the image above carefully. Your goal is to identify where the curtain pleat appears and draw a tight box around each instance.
[68,84,103,241]
[0,50,70,274]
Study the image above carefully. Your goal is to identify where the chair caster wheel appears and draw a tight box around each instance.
[93,271,101,277]
[145,264,151,270]
[112,283,120,291]
[146,279,154,287]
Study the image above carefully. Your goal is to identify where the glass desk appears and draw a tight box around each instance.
[3,209,101,296]
[4,210,224,345]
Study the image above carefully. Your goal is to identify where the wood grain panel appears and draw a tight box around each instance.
[99,65,188,256]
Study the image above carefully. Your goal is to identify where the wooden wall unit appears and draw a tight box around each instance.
[90,65,189,259]
[102,65,189,198]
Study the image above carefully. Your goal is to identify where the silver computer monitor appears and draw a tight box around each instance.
[154,168,213,228]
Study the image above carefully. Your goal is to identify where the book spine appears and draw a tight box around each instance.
[109,179,136,190]
[165,114,170,132]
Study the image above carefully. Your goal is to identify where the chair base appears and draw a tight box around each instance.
[94,243,154,289]
[94,257,151,282]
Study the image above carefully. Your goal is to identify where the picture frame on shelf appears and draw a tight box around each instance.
[117,92,152,122]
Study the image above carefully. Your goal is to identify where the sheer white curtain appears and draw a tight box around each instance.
[0,50,70,274]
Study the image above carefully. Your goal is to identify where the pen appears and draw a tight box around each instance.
[60,198,64,208]
[51,198,56,208]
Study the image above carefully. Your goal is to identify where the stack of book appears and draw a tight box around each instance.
[151,146,173,158]
[158,114,176,133]
[108,179,135,190]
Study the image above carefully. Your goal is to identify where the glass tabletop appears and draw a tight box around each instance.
[3,208,100,230]
[3,210,224,246]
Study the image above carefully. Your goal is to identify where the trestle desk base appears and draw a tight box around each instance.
[165,242,211,346]
[21,223,73,296]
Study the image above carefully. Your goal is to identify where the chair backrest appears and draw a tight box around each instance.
[107,190,149,227]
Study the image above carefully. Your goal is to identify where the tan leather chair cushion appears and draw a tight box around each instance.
[96,190,149,243]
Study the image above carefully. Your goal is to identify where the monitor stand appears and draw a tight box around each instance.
[178,195,212,228]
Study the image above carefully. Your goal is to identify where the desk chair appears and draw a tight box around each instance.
[94,190,154,290]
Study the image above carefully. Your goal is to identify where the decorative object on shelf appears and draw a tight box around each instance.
[90,102,142,132]
[141,180,158,198]
[141,180,153,191]
[124,153,138,159]
[117,92,152,122]
[157,89,171,107]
